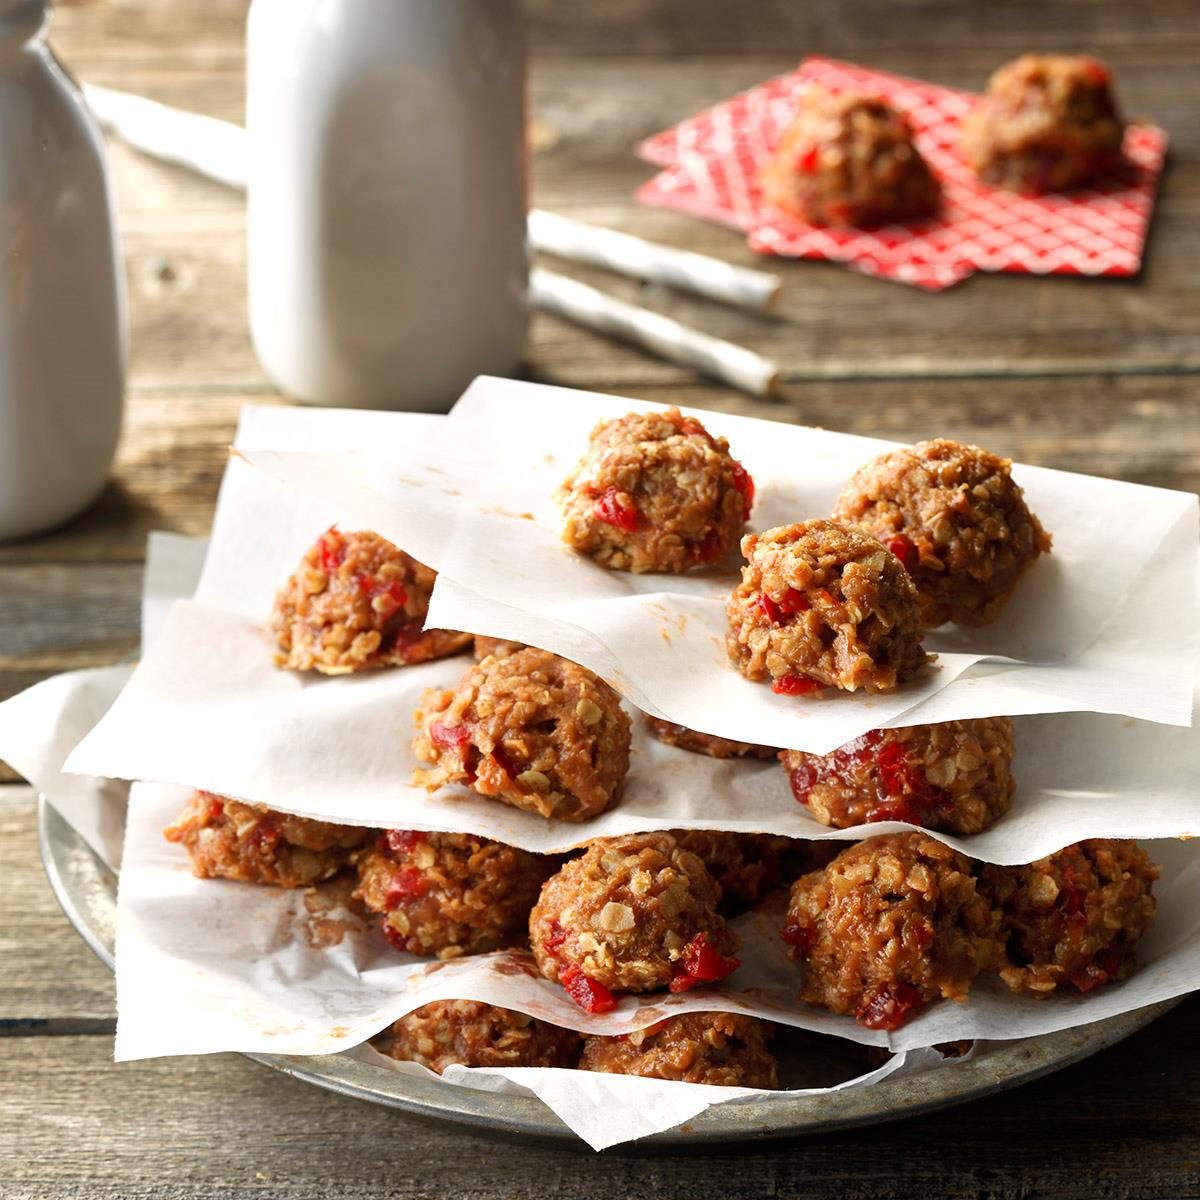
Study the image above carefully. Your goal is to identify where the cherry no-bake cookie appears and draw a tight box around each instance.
[645,716,778,761]
[833,439,1051,629]
[780,717,1016,835]
[413,647,632,822]
[581,1013,777,1088]
[272,527,470,674]
[557,407,754,574]
[377,1000,582,1073]
[762,87,940,227]
[530,833,739,1012]
[962,54,1125,194]
[164,791,367,887]
[726,519,928,695]
[981,839,1158,995]
[784,833,1002,1030]
[354,829,555,959]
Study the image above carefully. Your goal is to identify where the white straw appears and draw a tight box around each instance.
[530,268,779,397]
[83,84,248,190]
[528,209,780,311]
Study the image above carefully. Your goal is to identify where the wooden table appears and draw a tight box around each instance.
[3,1,1199,1194]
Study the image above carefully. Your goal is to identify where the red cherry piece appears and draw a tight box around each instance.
[247,817,279,848]
[787,730,887,805]
[772,674,822,696]
[691,528,725,565]
[781,922,816,951]
[385,829,427,855]
[677,415,711,440]
[856,982,922,1031]
[1058,863,1088,926]
[429,720,471,752]
[778,587,810,615]
[868,740,955,826]
[760,587,808,624]
[1069,944,1124,993]
[866,799,924,824]
[560,964,616,1014]
[317,526,345,571]
[1080,57,1111,86]
[382,920,412,953]
[886,534,919,572]
[384,866,429,908]
[759,593,783,623]
[205,795,226,822]
[730,461,755,517]
[593,487,638,533]
[785,761,819,805]
[392,615,429,660]
[356,575,410,614]
[544,922,568,958]
[795,144,820,173]
[668,933,741,993]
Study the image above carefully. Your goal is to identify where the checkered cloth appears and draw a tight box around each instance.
[637,56,1168,290]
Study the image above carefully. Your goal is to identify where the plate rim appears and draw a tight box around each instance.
[37,793,1181,1146]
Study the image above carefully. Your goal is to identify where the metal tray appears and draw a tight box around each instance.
[38,795,1177,1146]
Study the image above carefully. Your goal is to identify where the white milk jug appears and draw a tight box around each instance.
[0,0,126,542]
[245,0,529,411]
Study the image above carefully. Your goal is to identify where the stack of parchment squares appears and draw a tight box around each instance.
[5,377,1199,1149]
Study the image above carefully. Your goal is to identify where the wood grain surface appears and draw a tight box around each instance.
[3,0,1199,1193]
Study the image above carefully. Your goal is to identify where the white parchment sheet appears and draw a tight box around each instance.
[112,783,1200,1133]
[235,377,1198,753]
[64,422,1200,863]
[0,664,132,870]
[60,591,1200,863]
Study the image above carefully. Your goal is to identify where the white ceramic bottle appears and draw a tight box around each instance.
[245,0,529,412]
[0,0,126,542]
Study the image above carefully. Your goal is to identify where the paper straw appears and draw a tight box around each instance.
[528,209,780,310]
[530,268,779,397]
[83,84,248,190]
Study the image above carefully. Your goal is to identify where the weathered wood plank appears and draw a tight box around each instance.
[0,566,141,662]
[522,1,1200,59]
[0,790,116,1023]
[48,0,1200,63]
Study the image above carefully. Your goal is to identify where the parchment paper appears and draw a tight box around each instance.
[60,593,1200,862]
[235,377,1198,754]
[63,433,1200,863]
[112,783,1200,1109]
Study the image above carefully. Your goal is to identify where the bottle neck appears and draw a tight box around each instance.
[0,0,48,47]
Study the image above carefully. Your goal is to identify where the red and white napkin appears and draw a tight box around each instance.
[637,56,1168,290]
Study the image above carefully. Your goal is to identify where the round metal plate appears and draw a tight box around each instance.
[38,795,1178,1145]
